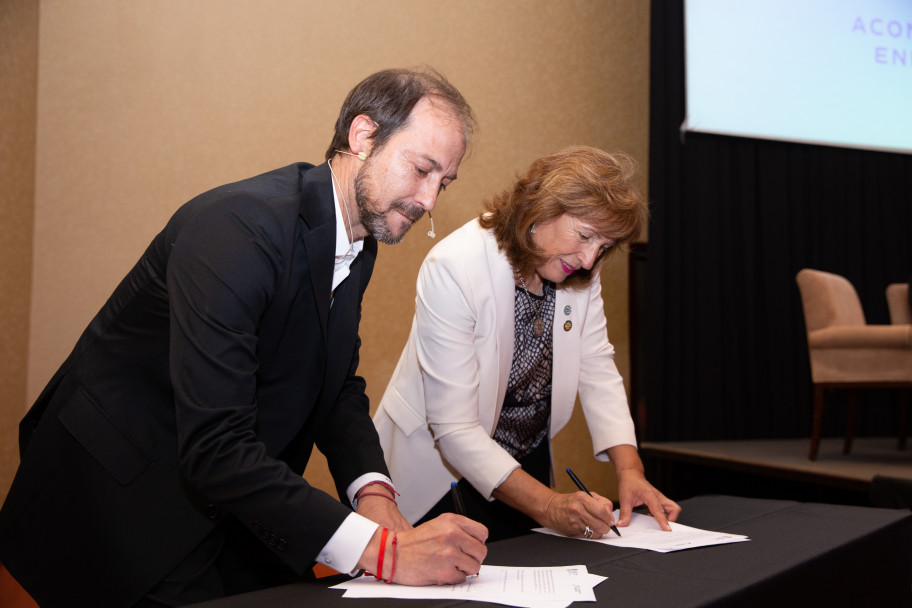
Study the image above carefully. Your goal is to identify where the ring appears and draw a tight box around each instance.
[583,525,594,539]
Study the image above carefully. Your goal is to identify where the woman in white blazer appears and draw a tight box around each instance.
[374,147,680,541]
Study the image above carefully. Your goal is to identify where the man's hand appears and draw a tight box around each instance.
[357,513,488,585]
[356,493,412,532]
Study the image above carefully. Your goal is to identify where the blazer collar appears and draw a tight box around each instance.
[478,222,589,438]
[479,226,517,429]
[298,162,335,228]
[298,163,337,337]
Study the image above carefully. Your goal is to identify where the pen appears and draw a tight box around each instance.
[565,467,621,537]
[450,481,467,517]
[450,482,480,578]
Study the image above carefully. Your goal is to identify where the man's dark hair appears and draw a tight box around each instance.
[325,66,475,161]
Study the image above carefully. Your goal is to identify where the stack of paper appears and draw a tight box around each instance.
[331,564,606,607]
[534,510,750,553]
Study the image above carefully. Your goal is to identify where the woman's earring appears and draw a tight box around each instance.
[530,223,536,234]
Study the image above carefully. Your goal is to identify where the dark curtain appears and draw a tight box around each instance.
[644,0,912,442]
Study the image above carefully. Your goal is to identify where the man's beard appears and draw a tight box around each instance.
[354,169,426,245]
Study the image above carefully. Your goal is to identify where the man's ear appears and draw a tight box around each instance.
[347,114,377,159]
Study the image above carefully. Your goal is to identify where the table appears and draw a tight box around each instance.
[188,495,912,607]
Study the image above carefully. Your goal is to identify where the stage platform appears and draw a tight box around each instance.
[640,436,912,508]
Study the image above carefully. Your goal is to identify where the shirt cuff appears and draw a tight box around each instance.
[316,512,378,575]
[347,472,395,509]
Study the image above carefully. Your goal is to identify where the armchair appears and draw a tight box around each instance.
[795,269,912,460]
[886,282,911,325]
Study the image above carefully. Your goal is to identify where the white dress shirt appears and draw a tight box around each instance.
[315,185,393,573]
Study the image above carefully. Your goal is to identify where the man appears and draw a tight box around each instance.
[0,67,487,607]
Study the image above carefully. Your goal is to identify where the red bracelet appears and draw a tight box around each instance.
[386,532,398,584]
[357,491,397,504]
[356,481,400,504]
[376,527,388,581]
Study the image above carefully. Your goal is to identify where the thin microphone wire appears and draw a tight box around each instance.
[333,148,435,239]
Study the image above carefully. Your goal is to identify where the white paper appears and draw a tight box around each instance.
[331,564,606,607]
[534,511,749,553]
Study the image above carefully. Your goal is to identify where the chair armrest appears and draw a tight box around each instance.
[809,325,912,349]
[886,283,911,325]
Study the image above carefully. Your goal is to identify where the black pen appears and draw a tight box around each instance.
[450,481,467,517]
[565,467,621,537]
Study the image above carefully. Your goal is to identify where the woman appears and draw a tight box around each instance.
[374,146,680,541]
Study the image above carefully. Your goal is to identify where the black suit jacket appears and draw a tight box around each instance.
[0,163,388,606]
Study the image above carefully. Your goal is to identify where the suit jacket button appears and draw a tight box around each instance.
[205,504,220,519]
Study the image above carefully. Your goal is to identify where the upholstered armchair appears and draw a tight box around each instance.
[795,269,912,460]
[886,282,911,325]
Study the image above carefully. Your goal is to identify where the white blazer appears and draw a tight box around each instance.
[373,219,637,523]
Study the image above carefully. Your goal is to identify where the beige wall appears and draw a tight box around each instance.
[2,1,650,505]
[0,0,39,506]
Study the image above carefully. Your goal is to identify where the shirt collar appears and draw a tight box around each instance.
[330,181,363,294]
[332,183,364,262]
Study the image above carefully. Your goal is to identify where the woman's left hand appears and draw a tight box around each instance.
[615,468,681,531]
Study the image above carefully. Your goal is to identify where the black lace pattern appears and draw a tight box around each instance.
[492,281,556,459]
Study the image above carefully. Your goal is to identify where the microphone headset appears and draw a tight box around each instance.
[336,149,368,161]
[335,149,437,239]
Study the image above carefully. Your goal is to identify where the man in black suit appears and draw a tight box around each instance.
[0,67,487,607]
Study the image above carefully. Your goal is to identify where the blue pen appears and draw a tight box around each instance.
[566,467,621,537]
[450,481,467,517]
[450,481,480,578]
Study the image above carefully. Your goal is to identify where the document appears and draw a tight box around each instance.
[534,511,749,553]
[331,564,606,607]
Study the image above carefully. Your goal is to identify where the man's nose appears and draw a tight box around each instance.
[415,181,440,213]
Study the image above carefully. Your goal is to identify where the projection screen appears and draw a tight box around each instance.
[683,0,912,154]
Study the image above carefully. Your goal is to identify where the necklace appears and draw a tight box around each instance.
[328,158,355,258]
[516,273,545,338]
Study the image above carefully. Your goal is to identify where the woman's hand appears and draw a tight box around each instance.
[615,469,681,531]
[491,468,618,539]
[542,490,618,539]
[609,444,682,531]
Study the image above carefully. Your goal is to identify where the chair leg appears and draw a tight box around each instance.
[843,389,857,455]
[899,391,909,451]
[810,385,825,460]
